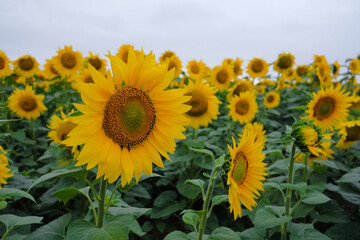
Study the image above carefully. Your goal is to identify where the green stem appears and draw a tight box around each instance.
[84,178,100,201]
[303,153,309,183]
[97,177,107,228]
[105,182,120,212]
[30,120,37,161]
[281,142,296,240]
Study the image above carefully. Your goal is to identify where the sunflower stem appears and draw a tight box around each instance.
[96,176,107,228]
[281,142,296,240]
[29,120,37,161]
[303,153,309,183]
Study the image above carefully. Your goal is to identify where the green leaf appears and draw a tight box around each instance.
[325,222,360,240]
[0,188,36,203]
[177,178,202,200]
[10,130,36,145]
[151,191,186,219]
[68,111,82,117]
[24,213,71,240]
[238,227,266,240]
[28,167,87,191]
[337,182,360,205]
[281,182,307,194]
[302,190,330,205]
[53,187,90,205]
[211,195,228,206]
[185,179,205,195]
[310,201,349,223]
[182,212,200,231]
[313,160,339,170]
[164,231,188,240]
[215,154,226,167]
[288,106,307,111]
[254,208,292,230]
[263,182,283,193]
[262,149,285,158]
[208,227,240,240]
[189,148,215,161]
[0,200,7,210]
[0,214,42,237]
[337,169,360,183]
[107,207,151,218]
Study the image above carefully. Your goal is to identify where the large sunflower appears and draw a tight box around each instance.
[336,120,360,150]
[228,91,258,124]
[226,132,267,220]
[209,64,234,91]
[226,79,255,101]
[163,55,182,78]
[183,80,220,129]
[63,49,191,185]
[186,59,206,80]
[0,50,12,77]
[84,52,107,75]
[0,145,14,188]
[239,122,266,150]
[8,86,47,120]
[349,59,360,75]
[116,44,134,64]
[264,91,280,109]
[273,53,295,74]
[13,55,40,78]
[53,46,83,77]
[306,86,351,131]
[48,110,77,146]
[246,58,268,78]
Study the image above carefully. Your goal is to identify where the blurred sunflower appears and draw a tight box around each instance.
[159,50,176,63]
[163,55,182,78]
[247,58,268,78]
[183,80,220,129]
[0,50,12,77]
[349,59,360,75]
[228,91,258,124]
[295,65,309,82]
[209,64,234,91]
[335,120,360,150]
[8,86,47,120]
[306,86,351,131]
[186,59,206,80]
[226,131,267,220]
[13,55,40,78]
[43,57,60,80]
[273,53,295,74]
[84,52,107,75]
[349,94,360,111]
[264,91,280,109]
[48,111,78,146]
[0,145,14,188]
[283,68,295,81]
[226,79,254,101]
[33,71,50,91]
[316,62,332,87]
[63,49,191,185]
[332,61,341,77]
[313,55,327,67]
[239,122,266,150]
[223,58,243,76]
[116,44,134,64]
[53,46,83,77]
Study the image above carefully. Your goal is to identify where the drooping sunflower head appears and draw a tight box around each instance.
[292,120,324,156]
[227,79,255,101]
[0,145,14,188]
[313,55,327,67]
[159,50,176,63]
[53,46,83,77]
[226,132,267,220]
[84,52,107,75]
[7,85,47,120]
[48,110,78,146]
[183,80,220,129]
[210,64,234,91]
[0,50,12,77]
[306,86,351,131]
[336,120,360,150]
[247,58,268,78]
[63,48,191,186]
[13,55,40,78]
[264,91,280,109]
[273,53,295,74]
[332,61,341,77]
[186,59,206,80]
[349,59,360,75]
[116,44,134,64]
[295,65,309,82]
[228,91,258,124]
[239,122,266,150]
[162,55,182,78]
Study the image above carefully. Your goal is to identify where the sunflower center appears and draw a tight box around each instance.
[332,65,338,74]
[278,55,292,69]
[251,60,263,73]
[233,84,248,96]
[0,57,4,70]
[297,67,306,76]
[233,64,240,74]
[122,51,129,63]
[19,95,37,112]
[19,58,34,71]
[102,86,156,148]
[216,69,229,83]
[163,51,174,60]
[267,95,274,103]
[185,91,208,117]
[50,65,59,75]
[168,61,176,71]
[231,151,248,185]
[314,97,335,120]
[345,125,360,141]
[57,121,77,141]
[84,75,94,83]
[235,100,249,115]
[89,58,102,70]
[191,65,200,74]
[61,53,77,69]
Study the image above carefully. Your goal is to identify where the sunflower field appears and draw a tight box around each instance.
[0,46,360,240]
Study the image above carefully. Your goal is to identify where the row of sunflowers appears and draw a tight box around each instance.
[0,45,360,240]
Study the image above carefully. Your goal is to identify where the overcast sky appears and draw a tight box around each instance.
[1,0,359,72]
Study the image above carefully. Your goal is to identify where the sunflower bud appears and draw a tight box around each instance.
[291,119,323,154]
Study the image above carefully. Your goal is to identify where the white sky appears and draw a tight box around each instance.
[1,0,359,72]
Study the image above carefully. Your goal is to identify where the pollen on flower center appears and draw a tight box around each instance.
[231,151,248,185]
[19,58,34,71]
[346,125,360,141]
[278,55,292,69]
[88,58,102,70]
[102,86,156,148]
[235,100,249,115]
[19,95,37,112]
[251,61,263,73]
[216,69,229,83]
[61,53,77,69]
[314,97,335,120]
[185,91,208,117]
[267,95,274,103]
[191,65,199,74]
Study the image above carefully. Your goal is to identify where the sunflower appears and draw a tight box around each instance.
[48,110,78,146]
[316,62,332,87]
[116,44,134,64]
[209,64,234,91]
[332,61,341,77]
[223,58,244,76]
[0,50,12,77]
[43,57,60,80]
[63,49,191,186]
[0,146,14,188]
[13,55,40,78]
[159,50,176,63]
[335,120,360,150]
[306,86,351,131]
[349,59,360,75]
[163,55,182,78]
[313,55,327,67]
[228,91,258,124]
[84,52,107,75]
[226,79,255,101]
[264,91,280,109]
[53,46,83,77]
[226,132,267,220]
[186,59,206,80]
[33,71,50,91]
[283,68,295,81]
[275,78,291,91]
[246,58,268,78]
[349,94,360,111]
[239,122,266,150]
[183,80,220,129]
[8,85,47,120]
[295,65,309,82]
[71,69,95,90]
[273,53,295,74]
